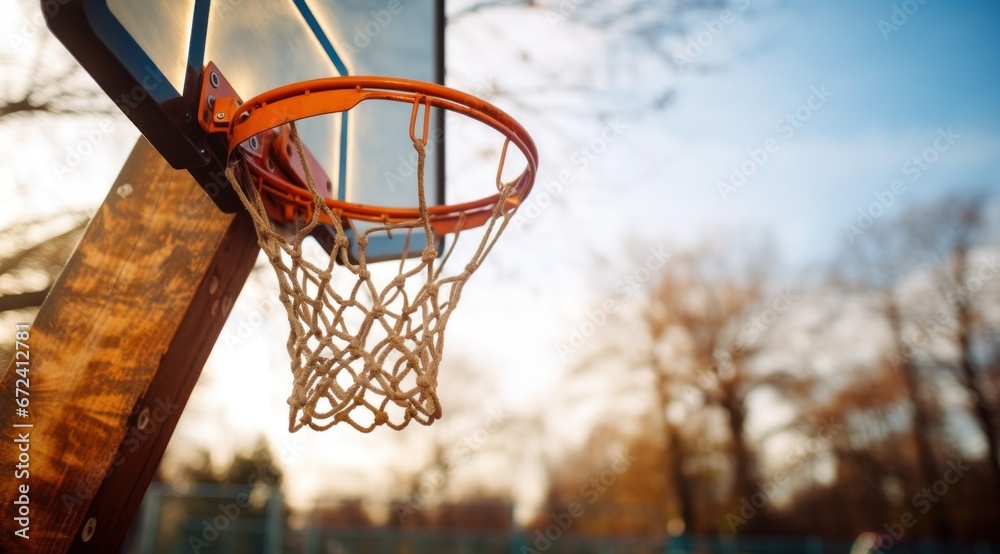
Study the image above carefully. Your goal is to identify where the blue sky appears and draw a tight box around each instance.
[762,1,1000,140]
[615,0,1000,267]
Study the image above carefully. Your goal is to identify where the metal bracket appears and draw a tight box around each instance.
[197,62,333,198]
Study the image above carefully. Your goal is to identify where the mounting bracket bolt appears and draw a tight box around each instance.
[82,517,97,542]
[137,406,150,431]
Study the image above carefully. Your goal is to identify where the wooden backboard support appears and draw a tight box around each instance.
[0,138,260,552]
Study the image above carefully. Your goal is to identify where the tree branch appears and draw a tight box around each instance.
[0,287,51,314]
[0,96,53,122]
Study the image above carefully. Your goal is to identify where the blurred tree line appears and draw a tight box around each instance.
[153,189,998,550]
[539,190,1000,542]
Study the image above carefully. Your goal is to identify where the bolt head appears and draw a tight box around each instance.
[137,407,150,431]
[82,517,97,542]
[216,112,226,120]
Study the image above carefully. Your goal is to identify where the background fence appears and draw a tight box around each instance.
[123,483,1000,554]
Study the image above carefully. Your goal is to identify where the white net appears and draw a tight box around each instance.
[226,123,517,433]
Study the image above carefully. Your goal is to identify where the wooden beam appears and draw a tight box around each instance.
[0,138,260,552]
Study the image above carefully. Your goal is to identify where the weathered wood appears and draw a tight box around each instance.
[0,138,259,552]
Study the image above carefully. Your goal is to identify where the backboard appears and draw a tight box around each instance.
[45,0,445,260]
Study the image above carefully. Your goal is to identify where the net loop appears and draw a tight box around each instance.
[496,138,511,191]
[409,94,432,146]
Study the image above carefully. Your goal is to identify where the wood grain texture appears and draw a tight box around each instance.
[0,138,260,552]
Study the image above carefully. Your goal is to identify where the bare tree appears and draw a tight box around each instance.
[840,197,975,539]
[909,191,1000,502]
[0,1,123,348]
[810,360,913,536]
[0,213,89,361]
[571,239,809,533]
[448,0,764,121]
[651,244,807,518]
[1,1,116,123]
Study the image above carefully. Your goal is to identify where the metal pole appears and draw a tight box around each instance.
[136,483,163,554]
[265,488,284,553]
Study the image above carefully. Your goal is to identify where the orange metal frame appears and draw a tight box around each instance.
[198,63,538,236]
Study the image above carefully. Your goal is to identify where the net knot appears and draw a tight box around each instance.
[358,270,371,280]
[374,411,389,425]
[422,249,438,263]
[288,389,306,406]
[465,262,479,273]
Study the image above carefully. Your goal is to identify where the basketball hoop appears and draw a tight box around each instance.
[200,67,537,433]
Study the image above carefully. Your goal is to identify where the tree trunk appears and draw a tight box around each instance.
[654,371,694,533]
[668,423,697,533]
[888,302,954,539]
[955,305,1000,502]
[724,385,755,506]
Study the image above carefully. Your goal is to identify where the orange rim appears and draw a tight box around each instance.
[223,76,538,235]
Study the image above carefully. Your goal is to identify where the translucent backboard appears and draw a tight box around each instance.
[46,0,445,259]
